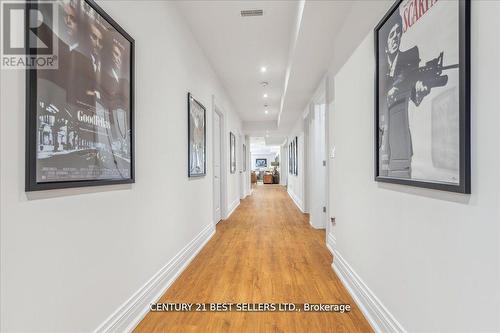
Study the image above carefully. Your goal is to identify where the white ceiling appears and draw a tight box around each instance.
[250,137,280,155]
[177,0,392,146]
[177,0,296,123]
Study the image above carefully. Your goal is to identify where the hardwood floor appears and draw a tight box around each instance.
[135,185,372,333]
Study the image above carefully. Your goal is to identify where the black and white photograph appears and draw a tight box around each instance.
[293,137,299,176]
[255,158,267,168]
[230,131,236,174]
[188,93,206,177]
[374,0,470,193]
[26,0,135,191]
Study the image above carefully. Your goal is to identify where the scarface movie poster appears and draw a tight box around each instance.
[375,0,470,193]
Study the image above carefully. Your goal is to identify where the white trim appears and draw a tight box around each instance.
[326,232,336,255]
[94,223,216,333]
[309,221,324,230]
[225,198,240,219]
[287,189,304,213]
[324,76,332,243]
[212,105,223,225]
[332,249,406,333]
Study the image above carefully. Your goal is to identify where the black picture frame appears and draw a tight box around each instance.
[293,137,299,176]
[256,158,267,168]
[187,93,206,177]
[229,132,236,174]
[374,0,470,193]
[25,0,135,191]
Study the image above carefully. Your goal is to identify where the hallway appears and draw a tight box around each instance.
[2,1,499,332]
[135,185,372,332]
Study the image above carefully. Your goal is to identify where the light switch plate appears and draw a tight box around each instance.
[330,146,336,159]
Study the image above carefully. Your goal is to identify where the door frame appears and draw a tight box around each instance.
[212,96,227,224]
[238,133,245,199]
[305,77,330,230]
[324,75,335,251]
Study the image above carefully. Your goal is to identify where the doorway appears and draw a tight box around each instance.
[307,99,328,229]
[213,100,227,224]
[239,134,245,199]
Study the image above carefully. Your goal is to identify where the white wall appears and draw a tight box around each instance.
[0,1,242,332]
[287,117,305,212]
[222,109,243,215]
[330,2,500,332]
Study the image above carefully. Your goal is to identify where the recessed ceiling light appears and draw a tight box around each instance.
[260,66,267,73]
[263,93,268,98]
[265,110,269,114]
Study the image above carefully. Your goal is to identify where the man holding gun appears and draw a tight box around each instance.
[379,12,458,179]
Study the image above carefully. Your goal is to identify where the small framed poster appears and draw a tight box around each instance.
[374,0,470,193]
[26,0,135,191]
[256,158,267,168]
[230,132,236,174]
[188,93,206,177]
[293,137,299,176]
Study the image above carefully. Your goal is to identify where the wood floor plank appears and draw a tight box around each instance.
[135,185,373,333]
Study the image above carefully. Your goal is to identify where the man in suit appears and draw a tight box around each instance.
[379,12,431,178]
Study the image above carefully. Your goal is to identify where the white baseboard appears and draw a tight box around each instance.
[326,232,336,255]
[309,215,325,230]
[94,223,216,333]
[226,198,240,219]
[332,249,406,333]
[287,189,304,212]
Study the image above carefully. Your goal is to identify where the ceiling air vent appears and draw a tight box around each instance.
[240,9,263,17]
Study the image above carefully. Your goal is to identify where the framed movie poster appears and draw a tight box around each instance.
[293,137,299,176]
[26,0,135,191]
[374,0,470,193]
[289,142,292,174]
[188,93,206,177]
[230,132,236,174]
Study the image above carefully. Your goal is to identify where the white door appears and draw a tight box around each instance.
[213,112,222,223]
[310,104,327,229]
[239,135,245,199]
[318,104,327,227]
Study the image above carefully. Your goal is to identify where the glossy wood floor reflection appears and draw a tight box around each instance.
[135,184,372,333]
